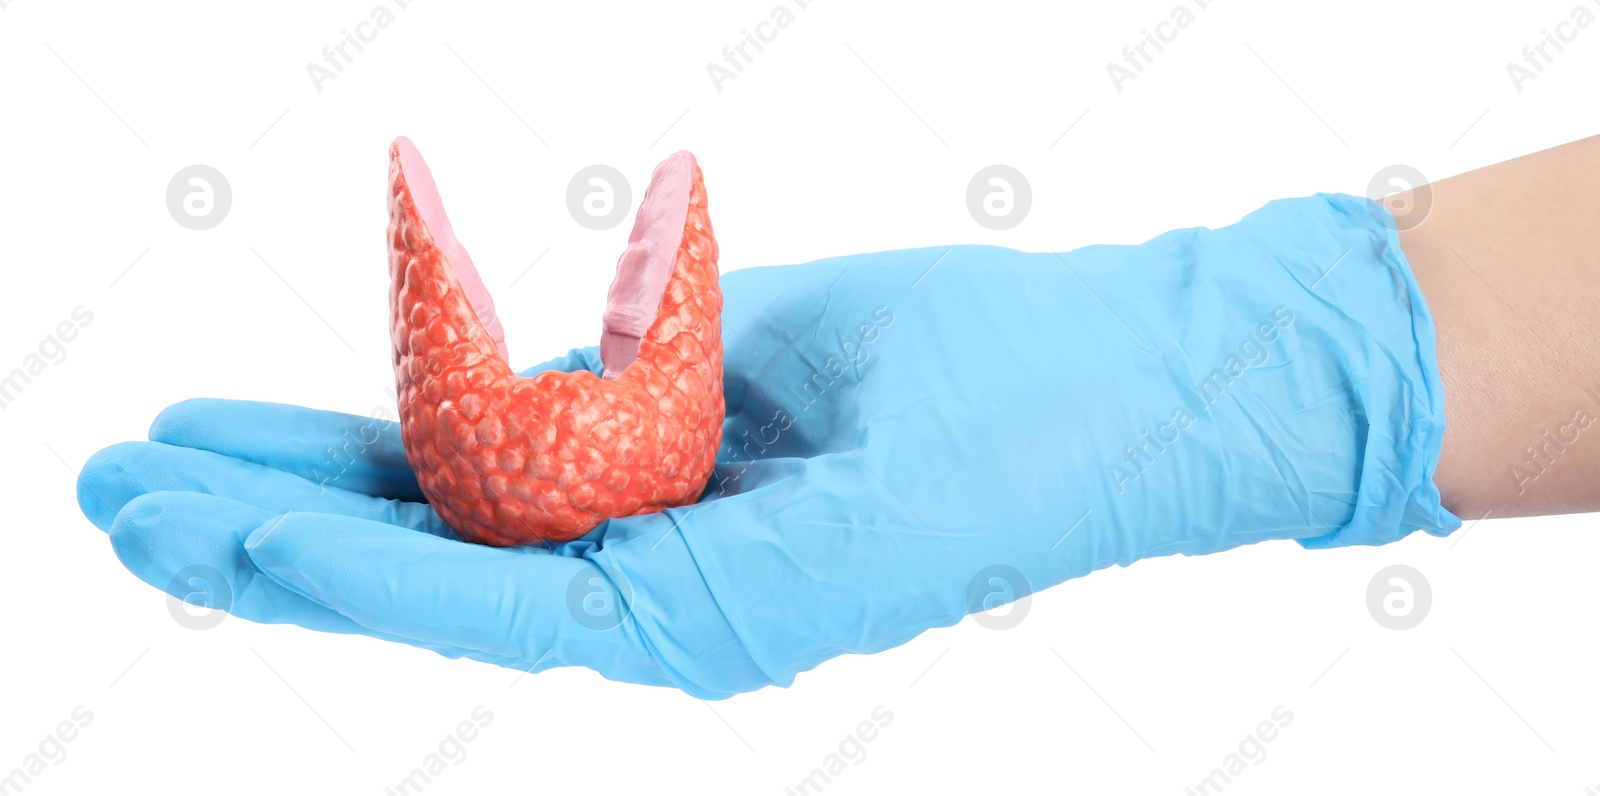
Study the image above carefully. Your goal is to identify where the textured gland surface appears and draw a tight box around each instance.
[387,145,723,545]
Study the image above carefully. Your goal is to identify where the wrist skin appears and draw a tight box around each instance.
[1388,134,1600,522]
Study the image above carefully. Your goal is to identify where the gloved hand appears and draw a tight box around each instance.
[77,193,1462,699]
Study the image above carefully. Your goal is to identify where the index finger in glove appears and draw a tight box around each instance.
[142,347,605,501]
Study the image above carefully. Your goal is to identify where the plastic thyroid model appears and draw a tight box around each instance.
[386,137,724,546]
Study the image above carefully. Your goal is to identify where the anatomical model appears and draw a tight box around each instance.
[387,137,723,545]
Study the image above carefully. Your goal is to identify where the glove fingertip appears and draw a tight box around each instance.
[147,396,232,445]
[77,441,145,532]
[105,490,174,574]
[242,512,302,567]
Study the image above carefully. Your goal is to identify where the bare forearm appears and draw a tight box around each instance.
[1387,134,1600,521]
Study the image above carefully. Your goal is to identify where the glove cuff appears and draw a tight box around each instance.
[1292,194,1462,548]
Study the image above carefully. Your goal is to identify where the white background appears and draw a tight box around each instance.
[2,0,1598,793]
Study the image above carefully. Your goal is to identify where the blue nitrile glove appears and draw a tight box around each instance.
[77,193,1463,699]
